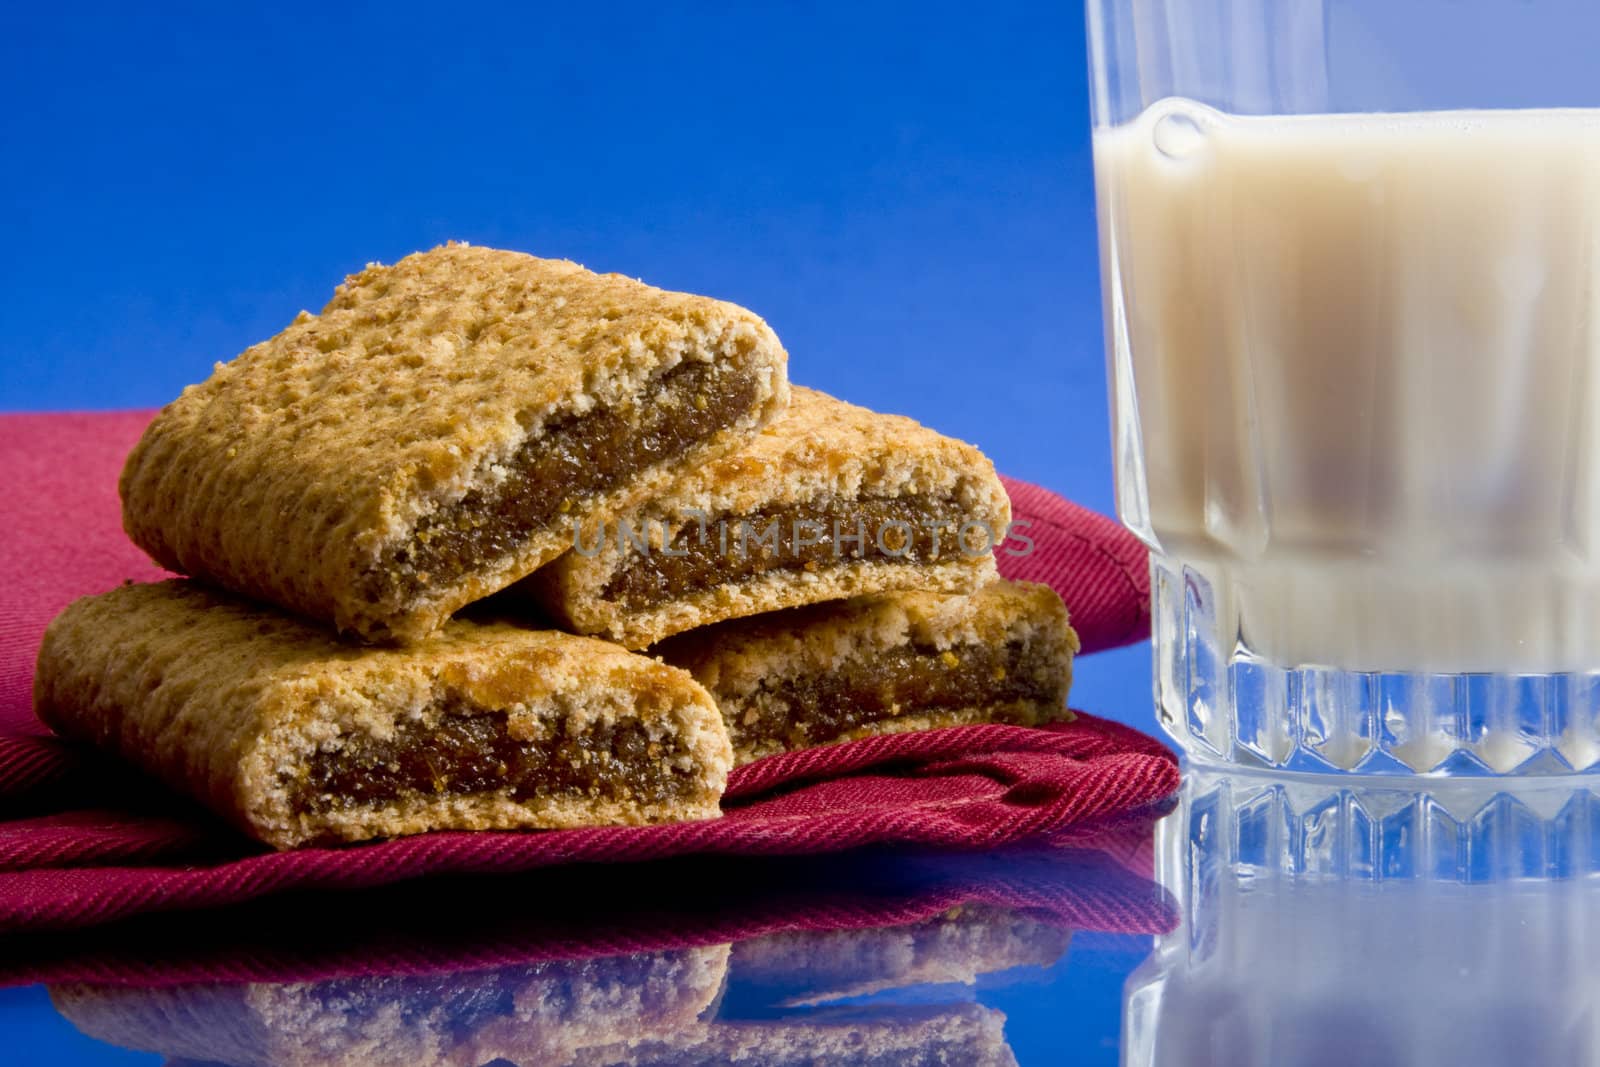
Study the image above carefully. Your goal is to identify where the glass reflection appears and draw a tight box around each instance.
[1126,766,1600,1066]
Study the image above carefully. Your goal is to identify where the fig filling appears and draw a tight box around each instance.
[602,496,983,609]
[366,359,760,606]
[292,702,699,814]
[735,639,1060,750]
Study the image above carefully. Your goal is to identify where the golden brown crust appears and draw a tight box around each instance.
[33,581,733,849]
[120,243,789,644]
[655,579,1079,765]
[532,387,1009,648]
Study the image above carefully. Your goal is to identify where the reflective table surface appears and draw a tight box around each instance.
[11,748,1600,1065]
[1,815,1167,1065]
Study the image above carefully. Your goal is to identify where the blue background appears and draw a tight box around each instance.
[0,2,1156,1059]
[1,1,1108,507]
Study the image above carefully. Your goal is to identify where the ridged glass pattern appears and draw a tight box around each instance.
[1163,766,1600,885]
[1154,555,1600,775]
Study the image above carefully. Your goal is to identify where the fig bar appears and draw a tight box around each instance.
[532,386,1011,648]
[120,243,789,644]
[33,581,733,850]
[656,579,1079,765]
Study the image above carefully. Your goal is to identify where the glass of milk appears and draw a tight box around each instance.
[1088,0,1600,774]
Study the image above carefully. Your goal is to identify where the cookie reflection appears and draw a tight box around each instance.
[43,832,1164,1066]
[55,946,729,1067]
[53,917,1023,1067]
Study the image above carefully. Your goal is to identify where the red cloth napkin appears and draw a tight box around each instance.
[0,411,1169,935]
[1,820,1176,987]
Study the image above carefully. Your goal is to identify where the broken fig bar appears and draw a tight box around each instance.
[655,579,1079,765]
[33,581,733,849]
[119,242,789,643]
[531,386,1011,648]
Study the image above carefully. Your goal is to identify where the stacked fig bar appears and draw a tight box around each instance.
[531,385,1081,765]
[34,243,1078,851]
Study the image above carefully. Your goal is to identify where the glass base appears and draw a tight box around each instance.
[1153,554,1600,775]
[1169,764,1600,883]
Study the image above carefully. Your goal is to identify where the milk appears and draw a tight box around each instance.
[1095,99,1600,673]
